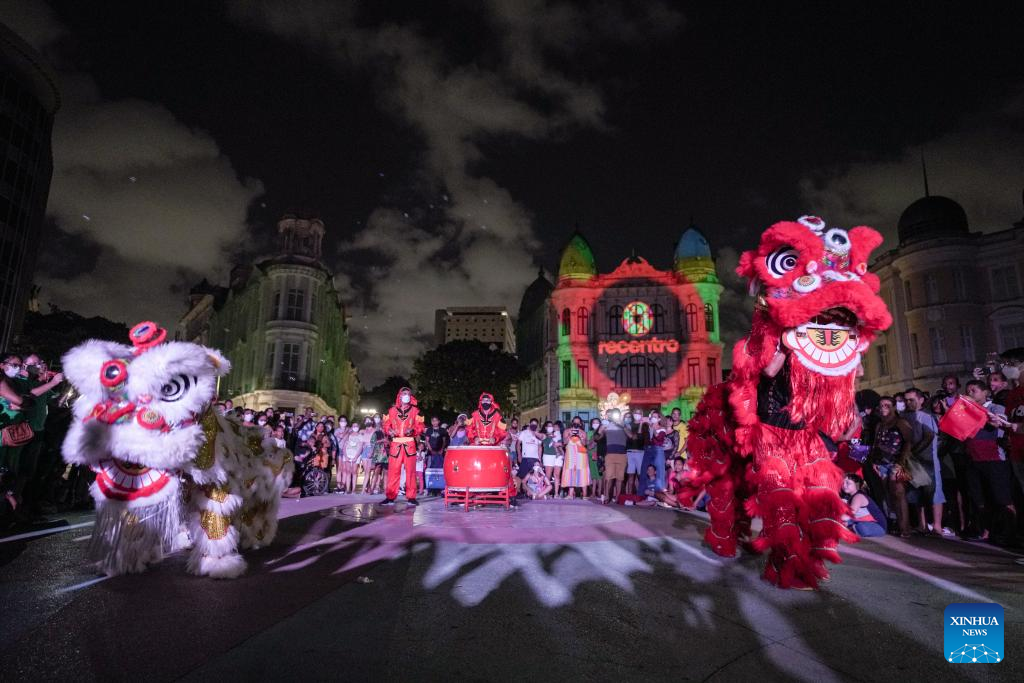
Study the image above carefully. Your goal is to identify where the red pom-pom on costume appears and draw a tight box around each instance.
[129,321,167,354]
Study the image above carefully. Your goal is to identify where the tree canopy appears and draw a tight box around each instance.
[411,340,526,419]
[13,307,130,367]
[359,375,411,416]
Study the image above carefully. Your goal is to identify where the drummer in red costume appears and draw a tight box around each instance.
[380,387,425,507]
[465,392,506,445]
[464,392,518,506]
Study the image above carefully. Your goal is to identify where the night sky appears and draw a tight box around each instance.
[5,1,1024,383]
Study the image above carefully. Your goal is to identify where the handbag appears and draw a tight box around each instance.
[907,458,934,488]
[848,442,871,464]
[1,421,33,447]
[939,397,988,441]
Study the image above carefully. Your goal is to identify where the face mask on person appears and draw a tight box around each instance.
[482,400,491,409]
[401,394,411,404]
[895,401,906,412]
[545,426,554,434]
[1003,365,1021,380]
[4,365,20,378]
[529,423,538,431]
[257,419,267,426]
[243,412,254,422]
[274,438,286,448]
[456,429,466,437]
[633,413,642,422]
[591,422,600,430]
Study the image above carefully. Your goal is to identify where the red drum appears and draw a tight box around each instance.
[444,445,514,510]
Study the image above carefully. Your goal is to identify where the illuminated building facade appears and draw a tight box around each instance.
[178,214,360,416]
[0,22,60,351]
[516,227,724,423]
[860,190,1024,395]
[434,306,516,352]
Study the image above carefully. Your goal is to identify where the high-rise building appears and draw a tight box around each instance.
[0,22,60,351]
[860,189,1024,395]
[434,306,516,352]
[178,214,360,416]
[516,225,724,424]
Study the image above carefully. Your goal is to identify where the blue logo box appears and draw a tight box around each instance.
[944,603,1004,664]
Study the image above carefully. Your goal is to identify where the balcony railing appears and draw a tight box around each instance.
[263,375,318,393]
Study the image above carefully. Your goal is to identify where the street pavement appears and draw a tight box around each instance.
[0,495,1021,682]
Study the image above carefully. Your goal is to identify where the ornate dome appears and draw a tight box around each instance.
[517,268,553,319]
[674,225,717,282]
[675,226,712,260]
[558,231,597,281]
[897,195,968,244]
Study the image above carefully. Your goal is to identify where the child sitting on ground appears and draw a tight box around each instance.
[524,465,552,500]
[656,457,697,509]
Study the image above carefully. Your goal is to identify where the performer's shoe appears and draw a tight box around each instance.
[406,499,419,507]
[379,498,395,506]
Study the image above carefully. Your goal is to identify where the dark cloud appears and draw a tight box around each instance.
[6,2,264,329]
[799,87,1024,246]
[229,0,684,384]
[714,246,753,362]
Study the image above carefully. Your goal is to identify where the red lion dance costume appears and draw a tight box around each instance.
[382,387,424,506]
[684,216,891,589]
[465,392,506,445]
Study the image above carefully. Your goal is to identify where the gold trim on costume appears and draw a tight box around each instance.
[199,510,231,540]
[194,407,219,470]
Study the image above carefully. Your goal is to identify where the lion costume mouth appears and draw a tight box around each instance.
[93,458,174,502]
[781,307,865,376]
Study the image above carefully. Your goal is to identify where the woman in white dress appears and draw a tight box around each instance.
[560,417,591,499]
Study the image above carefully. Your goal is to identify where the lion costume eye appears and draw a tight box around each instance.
[765,246,799,279]
[823,228,851,255]
[159,374,197,402]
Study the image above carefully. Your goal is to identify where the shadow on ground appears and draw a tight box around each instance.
[0,500,1020,682]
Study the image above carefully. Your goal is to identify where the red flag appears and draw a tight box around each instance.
[938,396,989,441]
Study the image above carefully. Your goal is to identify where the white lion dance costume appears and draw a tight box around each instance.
[61,322,294,579]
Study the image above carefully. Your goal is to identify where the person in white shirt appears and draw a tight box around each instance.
[516,419,544,493]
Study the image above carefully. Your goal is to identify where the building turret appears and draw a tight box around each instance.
[276,213,326,263]
[558,231,597,282]
[674,225,718,283]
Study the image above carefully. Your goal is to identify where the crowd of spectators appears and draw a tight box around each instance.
[4,344,1022,555]
[844,354,1024,548]
[0,351,73,527]
[206,401,699,511]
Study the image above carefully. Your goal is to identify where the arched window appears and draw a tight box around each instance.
[561,308,571,336]
[652,303,666,333]
[685,304,699,334]
[577,307,589,336]
[608,305,623,336]
[704,303,715,333]
[614,356,663,388]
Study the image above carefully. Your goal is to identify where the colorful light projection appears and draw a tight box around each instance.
[551,255,722,415]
